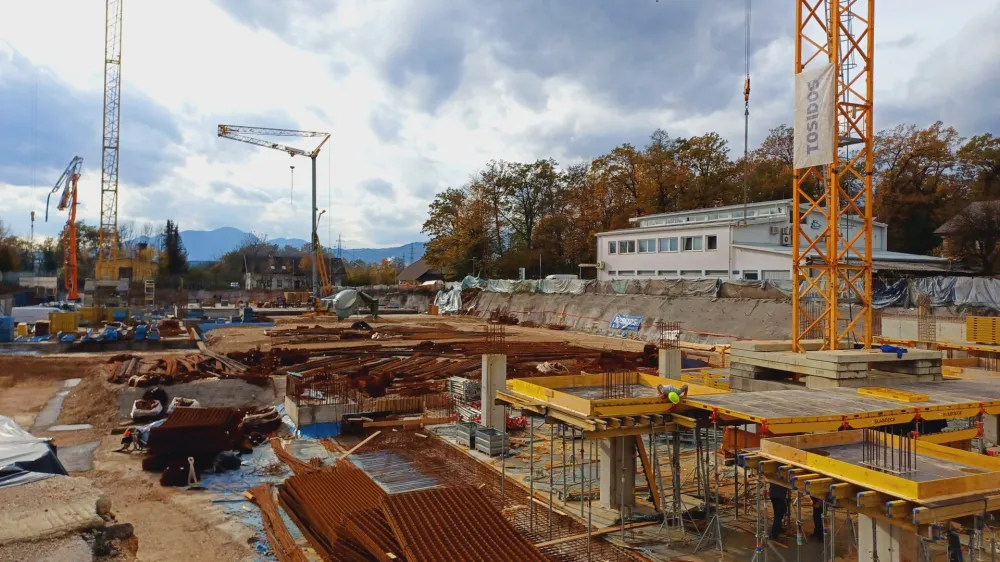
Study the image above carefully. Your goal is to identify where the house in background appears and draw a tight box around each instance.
[934,201,1000,271]
[396,258,443,284]
[244,250,347,290]
[591,199,952,281]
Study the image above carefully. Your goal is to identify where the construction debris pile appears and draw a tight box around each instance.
[280,340,654,400]
[275,431,627,562]
[105,351,269,386]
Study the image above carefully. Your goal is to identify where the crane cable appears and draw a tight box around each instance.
[741,0,751,224]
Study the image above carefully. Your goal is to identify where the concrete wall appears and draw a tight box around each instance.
[468,291,796,344]
[285,396,350,427]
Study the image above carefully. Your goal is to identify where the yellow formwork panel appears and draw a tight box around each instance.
[967,316,1000,345]
[857,387,930,403]
[761,430,1000,503]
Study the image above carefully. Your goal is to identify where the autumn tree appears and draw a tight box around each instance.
[873,121,962,255]
[945,201,1000,274]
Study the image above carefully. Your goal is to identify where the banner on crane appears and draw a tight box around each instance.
[793,62,836,170]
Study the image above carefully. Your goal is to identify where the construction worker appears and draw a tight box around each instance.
[769,483,788,540]
[811,496,824,540]
[656,384,689,404]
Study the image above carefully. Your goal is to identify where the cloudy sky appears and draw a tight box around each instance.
[1,0,998,250]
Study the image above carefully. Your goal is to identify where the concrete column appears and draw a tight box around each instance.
[599,436,637,510]
[658,347,682,379]
[857,513,918,562]
[985,414,1000,445]
[480,354,507,430]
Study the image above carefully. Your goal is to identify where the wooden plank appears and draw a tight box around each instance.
[634,437,661,512]
[912,496,1000,525]
[362,416,453,428]
[338,430,382,459]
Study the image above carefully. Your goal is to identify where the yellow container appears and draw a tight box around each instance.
[15,323,28,337]
[48,312,80,333]
[77,307,101,326]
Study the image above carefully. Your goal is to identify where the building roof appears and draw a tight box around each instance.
[934,200,1000,235]
[396,258,439,282]
[733,243,948,264]
[625,198,886,229]
[732,243,958,273]
[628,199,793,223]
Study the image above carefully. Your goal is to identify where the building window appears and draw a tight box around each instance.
[705,270,728,277]
[658,237,678,252]
[637,270,655,276]
[680,270,702,277]
[761,270,790,280]
[618,270,635,276]
[607,271,616,276]
[743,271,759,281]
[608,241,617,254]
[706,235,718,251]
[657,270,677,277]
[618,240,635,254]
[276,279,283,289]
[638,239,656,253]
[681,236,703,251]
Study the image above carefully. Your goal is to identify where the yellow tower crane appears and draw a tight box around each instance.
[791,0,874,352]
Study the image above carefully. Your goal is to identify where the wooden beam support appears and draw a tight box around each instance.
[857,490,888,509]
[635,437,662,512]
[830,483,859,503]
[912,496,1000,525]
[789,473,821,491]
[886,500,911,520]
[804,478,834,497]
[759,460,780,478]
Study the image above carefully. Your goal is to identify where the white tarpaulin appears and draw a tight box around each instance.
[793,62,836,170]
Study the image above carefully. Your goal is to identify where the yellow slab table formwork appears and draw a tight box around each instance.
[740,430,1000,531]
[686,379,1000,435]
[499,372,727,439]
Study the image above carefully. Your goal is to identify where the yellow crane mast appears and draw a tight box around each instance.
[791,0,875,352]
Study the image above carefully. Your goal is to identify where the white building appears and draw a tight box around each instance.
[593,199,950,281]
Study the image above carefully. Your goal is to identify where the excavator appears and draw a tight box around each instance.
[46,157,83,301]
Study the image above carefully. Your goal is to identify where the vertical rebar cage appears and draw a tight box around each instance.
[655,321,682,349]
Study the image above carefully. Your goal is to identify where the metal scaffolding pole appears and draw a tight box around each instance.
[529,416,535,532]
[562,427,567,503]
[587,437,593,562]
[500,404,507,504]
[549,422,554,539]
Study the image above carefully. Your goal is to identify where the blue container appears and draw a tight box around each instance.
[134,324,148,341]
[13,292,28,307]
[0,316,13,343]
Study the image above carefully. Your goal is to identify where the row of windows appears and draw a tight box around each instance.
[608,235,718,255]
[605,270,783,280]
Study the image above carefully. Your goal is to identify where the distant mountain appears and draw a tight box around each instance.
[171,227,425,264]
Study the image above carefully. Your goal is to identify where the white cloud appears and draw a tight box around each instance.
[0,0,997,250]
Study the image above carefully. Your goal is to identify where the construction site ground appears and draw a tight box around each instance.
[0,314,859,561]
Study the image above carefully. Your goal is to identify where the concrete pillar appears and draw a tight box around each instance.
[480,354,507,430]
[857,513,919,562]
[599,436,637,510]
[985,414,1000,445]
[658,347,682,379]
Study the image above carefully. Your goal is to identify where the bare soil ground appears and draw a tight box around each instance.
[0,353,257,562]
